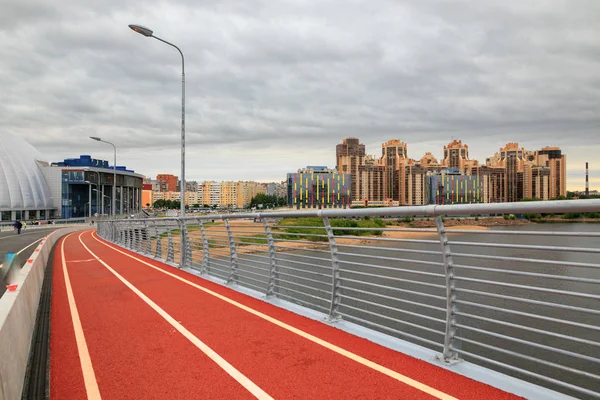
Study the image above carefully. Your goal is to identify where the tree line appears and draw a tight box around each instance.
[151,194,287,210]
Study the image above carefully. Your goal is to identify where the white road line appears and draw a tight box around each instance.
[78,232,273,400]
[0,238,43,269]
[90,231,458,400]
[61,233,102,400]
[16,238,44,255]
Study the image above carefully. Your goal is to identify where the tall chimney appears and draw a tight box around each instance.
[586,162,589,196]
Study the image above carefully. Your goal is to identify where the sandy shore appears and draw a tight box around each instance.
[151,219,494,257]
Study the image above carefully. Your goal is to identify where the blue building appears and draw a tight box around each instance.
[44,155,144,219]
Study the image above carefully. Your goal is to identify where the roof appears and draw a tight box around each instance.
[0,132,54,211]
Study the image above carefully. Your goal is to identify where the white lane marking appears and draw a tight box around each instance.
[78,232,273,400]
[0,238,43,269]
[68,259,97,263]
[90,232,458,400]
[16,238,44,255]
[61,233,102,400]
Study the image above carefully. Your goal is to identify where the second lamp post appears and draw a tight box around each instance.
[128,24,186,220]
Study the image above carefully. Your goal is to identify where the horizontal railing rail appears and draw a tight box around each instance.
[97,199,600,399]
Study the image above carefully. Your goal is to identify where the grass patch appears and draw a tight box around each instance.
[272,217,386,242]
[238,234,268,245]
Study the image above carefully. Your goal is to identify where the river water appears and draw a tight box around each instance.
[214,222,600,398]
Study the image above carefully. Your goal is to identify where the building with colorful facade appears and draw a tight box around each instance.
[287,166,351,209]
[428,170,484,205]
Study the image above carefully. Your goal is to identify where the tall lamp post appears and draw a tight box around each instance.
[128,24,186,220]
[84,181,96,218]
[90,137,117,217]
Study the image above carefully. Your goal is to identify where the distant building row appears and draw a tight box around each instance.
[142,178,287,208]
[285,139,567,209]
[334,138,566,206]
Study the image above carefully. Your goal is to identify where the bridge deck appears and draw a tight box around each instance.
[50,230,521,399]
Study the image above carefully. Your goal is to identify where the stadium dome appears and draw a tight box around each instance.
[0,131,54,211]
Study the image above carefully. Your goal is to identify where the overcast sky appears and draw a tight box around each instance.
[1,0,599,190]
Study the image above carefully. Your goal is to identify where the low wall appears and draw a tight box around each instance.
[0,226,87,400]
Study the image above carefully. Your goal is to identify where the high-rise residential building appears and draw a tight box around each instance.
[381,140,408,200]
[485,143,531,202]
[441,140,479,174]
[337,138,566,207]
[419,152,440,167]
[400,163,429,205]
[534,147,567,198]
[359,155,385,202]
[197,181,219,206]
[156,174,178,192]
[219,181,237,207]
[336,138,366,202]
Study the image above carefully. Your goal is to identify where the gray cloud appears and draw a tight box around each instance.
[1,0,599,188]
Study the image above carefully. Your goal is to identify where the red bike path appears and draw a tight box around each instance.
[49,230,522,399]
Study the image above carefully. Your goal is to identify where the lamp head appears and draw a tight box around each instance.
[90,136,101,141]
[129,24,153,37]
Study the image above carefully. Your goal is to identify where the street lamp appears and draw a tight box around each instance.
[84,180,96,218]
[93,189,110,216]
[90,137,117,217]
[128,24,186,220]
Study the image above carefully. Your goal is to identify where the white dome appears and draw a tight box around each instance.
[0,132,54,211]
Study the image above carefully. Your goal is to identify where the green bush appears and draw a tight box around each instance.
[274,217,387,240]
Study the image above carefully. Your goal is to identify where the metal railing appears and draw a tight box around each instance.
[98,199,600,399]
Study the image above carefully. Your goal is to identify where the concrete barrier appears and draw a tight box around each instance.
[0,226,88,400]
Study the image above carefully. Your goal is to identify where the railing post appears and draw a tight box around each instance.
[178,220,192,268]
[132,228,138,251]
[224,219,238,285]
[199,221,210,274]
[145,223,151,254]
[154,226,162,259]
[167,231,174,263]
[323,216,342,322]
[263,218,279,297]
[435,215,461,364]
[136,228,143,252]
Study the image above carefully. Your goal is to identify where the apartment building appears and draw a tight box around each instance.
[338,137,566,207]
[156,174,178,192]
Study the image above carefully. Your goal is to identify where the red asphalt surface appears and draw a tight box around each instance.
[50,230,522,399]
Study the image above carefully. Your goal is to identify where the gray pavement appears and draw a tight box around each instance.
[0,227,58,267]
